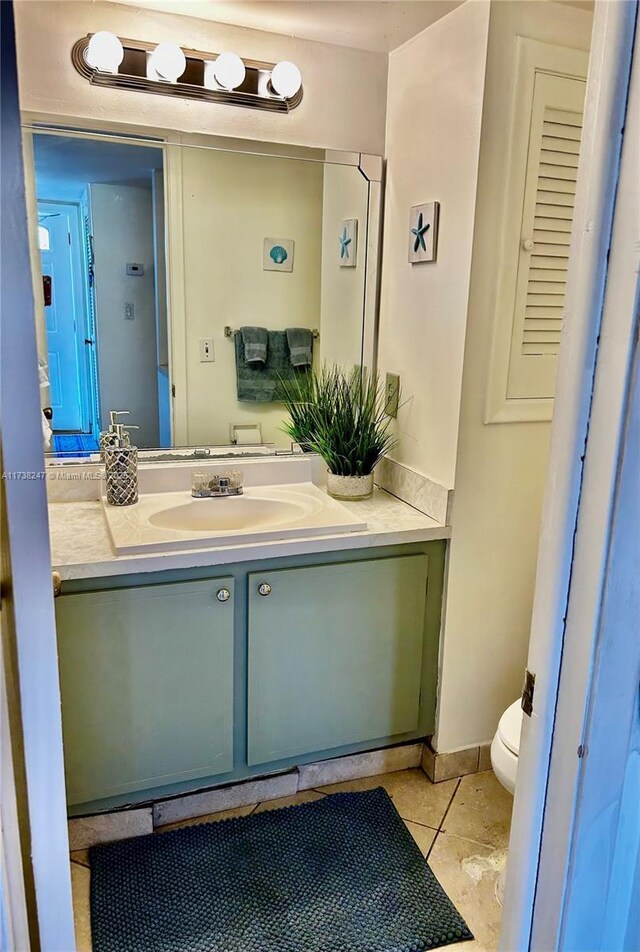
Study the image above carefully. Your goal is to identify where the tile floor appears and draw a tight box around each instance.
[70,768,513,952]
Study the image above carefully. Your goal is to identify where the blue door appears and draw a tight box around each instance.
[38,201,91,432]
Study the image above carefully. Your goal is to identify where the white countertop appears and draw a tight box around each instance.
[49,487,449,581]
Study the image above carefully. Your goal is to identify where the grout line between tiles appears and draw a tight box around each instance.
[426,777,461,862]
[401,818,440,832]
[70,857,90,870]
[437,777,463,833]
[434,829,510,853]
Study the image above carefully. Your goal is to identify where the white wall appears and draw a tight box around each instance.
[177,148,323,446]
[90,183,160,446]
[319,164,369,369]
[435,1,593,752]
[14,0,387,156]
[376,1,490,490]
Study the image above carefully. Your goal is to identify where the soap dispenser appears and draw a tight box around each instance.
[104,423,139,506]
[100,410,131,461]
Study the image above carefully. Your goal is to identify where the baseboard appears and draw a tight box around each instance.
[67,741,425,850]
[67,739,495,850]
[421,740,493,783]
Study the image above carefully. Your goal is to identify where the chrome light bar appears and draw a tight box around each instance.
[71,34,304,113]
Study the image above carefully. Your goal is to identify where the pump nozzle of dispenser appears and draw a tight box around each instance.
[112,422,139,446]
[100,410,132,461]
[104,422,139,507]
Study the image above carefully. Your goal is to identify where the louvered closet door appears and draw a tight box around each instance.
[507,71,585,400]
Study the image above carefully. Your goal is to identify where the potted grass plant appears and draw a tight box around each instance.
[275,370,325,452]
[280,366,396,500]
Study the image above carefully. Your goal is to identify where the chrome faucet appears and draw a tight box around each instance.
[192,470,244,498]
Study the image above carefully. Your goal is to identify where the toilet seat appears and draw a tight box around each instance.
[498,700,523,756]
[490,699,524,796]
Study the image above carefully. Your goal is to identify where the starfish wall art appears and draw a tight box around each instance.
[339,218,358,268]
[408,202,440,263]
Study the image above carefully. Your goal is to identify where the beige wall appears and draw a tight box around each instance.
[14,0,387,155]
[377,1,490,490]
[435,1,593,752]
[177,148,323,446]
[319,164,369,369]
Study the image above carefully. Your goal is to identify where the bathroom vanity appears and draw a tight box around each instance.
[32,120,451,819]
[49,460,449,816]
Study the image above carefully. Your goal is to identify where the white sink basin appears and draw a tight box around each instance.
[102,482,367,555]
[149,496,311,533]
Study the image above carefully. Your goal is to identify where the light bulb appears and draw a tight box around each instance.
[85,31,124,73]
[148,42,186,82]
[212,52,246,90]
[270,61,302,98]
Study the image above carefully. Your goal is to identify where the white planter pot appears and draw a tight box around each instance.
[326,471,374,501]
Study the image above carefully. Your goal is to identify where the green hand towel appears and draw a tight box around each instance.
[235,331,305,402]
[241,326,268,365]
[286,327,313,368]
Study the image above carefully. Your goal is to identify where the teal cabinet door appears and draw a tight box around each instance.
[56,579,234,806]
[247,555,428,766]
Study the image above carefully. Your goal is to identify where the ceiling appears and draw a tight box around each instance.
[104,1,464,53]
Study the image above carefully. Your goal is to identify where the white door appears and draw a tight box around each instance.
[501,2,640,948]
[38,200,91,433]
[559,331,640,950]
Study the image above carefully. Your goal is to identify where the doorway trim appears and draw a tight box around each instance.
[37,198,95,434]
[500,1,639,947]
[0,4,75,946]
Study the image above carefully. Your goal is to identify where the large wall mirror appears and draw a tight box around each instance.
[22,124,382,460]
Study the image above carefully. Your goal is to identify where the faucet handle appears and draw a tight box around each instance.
[226,469,244,491]
[192,472,211,497]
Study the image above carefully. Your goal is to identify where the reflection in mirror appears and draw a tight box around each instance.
[26,130,376,460]
[32,134,166,456]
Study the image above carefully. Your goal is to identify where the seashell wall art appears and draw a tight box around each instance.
[263,237,295,272]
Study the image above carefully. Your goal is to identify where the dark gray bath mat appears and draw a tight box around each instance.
[90,787,473,952]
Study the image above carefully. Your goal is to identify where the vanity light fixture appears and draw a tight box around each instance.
[85,30,124,74]
[147,42,187,83]
[72,34,304,112]
[270,61,303,99]
[209,52,246,91]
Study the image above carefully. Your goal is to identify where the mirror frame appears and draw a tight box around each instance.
[22,112,384,462]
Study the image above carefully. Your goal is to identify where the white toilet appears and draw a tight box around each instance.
[490,699,524,905]
[490,699,524,795]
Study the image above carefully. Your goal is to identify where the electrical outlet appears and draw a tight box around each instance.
[385,372,400,417]
[124,303,134,320]
[199,338,215,362]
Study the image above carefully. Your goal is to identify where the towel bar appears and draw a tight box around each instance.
[224,326,319,339]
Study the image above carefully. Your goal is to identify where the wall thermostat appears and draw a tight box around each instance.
[126,263,144,276]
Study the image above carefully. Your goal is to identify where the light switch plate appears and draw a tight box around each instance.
[199,338,215,362]
[385,372,400,417]
[124,303,134,320]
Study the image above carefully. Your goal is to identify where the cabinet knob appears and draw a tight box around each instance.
[258,582,272,597]
[216,588,231,603]
[521,237,534,252]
